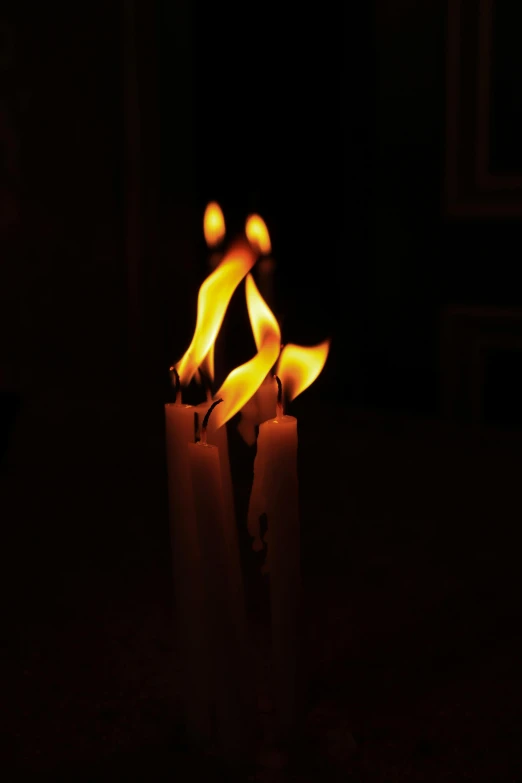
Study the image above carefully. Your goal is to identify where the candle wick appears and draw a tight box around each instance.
[201,398,223,445]
[170,366,181,404]
[275,375,283,420]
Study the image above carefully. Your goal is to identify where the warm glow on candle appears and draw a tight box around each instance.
[175,239,256,384]
[203,201,225,248]
[213,273,281,428]
[245,214,272,255]
[276,340,331,401]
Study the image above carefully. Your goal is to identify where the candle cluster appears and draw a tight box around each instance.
[165,203,330,758]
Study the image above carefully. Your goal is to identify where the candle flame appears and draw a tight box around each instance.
[203,201,226,248]
[213,273,281,428]
[245,214,272,255]
[175,239,256,384]
[276,340,331,401]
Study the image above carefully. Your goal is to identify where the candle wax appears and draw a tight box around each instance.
[195,402,236,539]
[247,414,301,739]
[189,440,250,759]
[164,403,210,739]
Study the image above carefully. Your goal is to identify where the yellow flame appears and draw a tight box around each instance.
[213,274,281,428]
[175,239,255,384]
[246,273,280,353]
[276,340,331,401]
[245,214,272,255]
[203,201,225,247]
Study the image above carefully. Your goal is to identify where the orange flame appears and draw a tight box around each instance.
[276,340,331,402]
[175,239,256,384]
[245,214,272,255]
[213,273,281,428]
[203,201,225,248]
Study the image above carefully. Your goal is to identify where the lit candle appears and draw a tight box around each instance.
[189,400,251,760]
[247,377,301,740]
[246,341,331,549]
[164,369,211,741]
[237,278,331,446]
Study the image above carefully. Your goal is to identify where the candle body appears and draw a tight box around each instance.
[256,375,277,424]
[237,375,277,446]
[164,403,210,740]
[248,415,300,739]
[189,441,250,759]
[196,403,236,541]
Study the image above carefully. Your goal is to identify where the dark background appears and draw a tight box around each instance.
[3,1,522,433]
[4,1,522,779]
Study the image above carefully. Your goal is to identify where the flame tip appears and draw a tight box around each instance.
[204,201,226,248]
[245,214,271,255]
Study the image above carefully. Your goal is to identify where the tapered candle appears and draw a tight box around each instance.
[164,369,210,741]
[238,335,332,447]
[247,377,301,740]
[189,400,251,760]
[195,399,236,544]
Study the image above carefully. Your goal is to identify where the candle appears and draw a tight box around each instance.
[255,374,278,422]
[247,378,301,740]
[237,374,277,446]
[195,399,236,543]
[189,400,251,760]
[164,371,211,741]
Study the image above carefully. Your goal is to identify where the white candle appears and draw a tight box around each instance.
[164,398,211,741]
[189,402,250,760]
[247,389,301,740]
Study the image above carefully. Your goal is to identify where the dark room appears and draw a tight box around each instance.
[3,1,522,780]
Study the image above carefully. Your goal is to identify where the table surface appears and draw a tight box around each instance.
[4,402,522,781]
